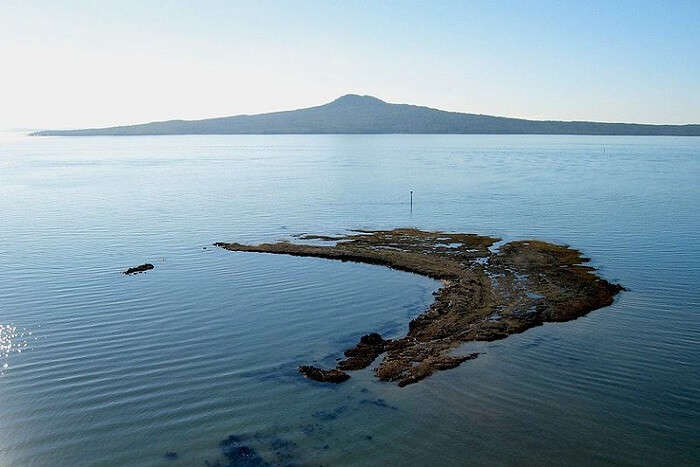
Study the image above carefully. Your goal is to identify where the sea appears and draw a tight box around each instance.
[1,133,698,466]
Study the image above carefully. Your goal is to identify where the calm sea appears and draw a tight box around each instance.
[0,134,698,466]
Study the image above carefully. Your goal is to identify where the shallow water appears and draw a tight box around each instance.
[0,134,698,466]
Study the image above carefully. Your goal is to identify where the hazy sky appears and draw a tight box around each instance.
[2,0,699,129]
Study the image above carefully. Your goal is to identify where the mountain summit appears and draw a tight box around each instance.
[32,95,700,136]
[324,94,387,107]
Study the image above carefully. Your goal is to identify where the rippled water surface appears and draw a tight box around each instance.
[1,134,698,466]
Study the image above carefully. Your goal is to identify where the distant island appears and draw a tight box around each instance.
[32,94,700,136]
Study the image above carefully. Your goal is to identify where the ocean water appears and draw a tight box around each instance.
[0,134,698,466]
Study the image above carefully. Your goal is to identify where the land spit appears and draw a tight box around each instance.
[215,229,623,387]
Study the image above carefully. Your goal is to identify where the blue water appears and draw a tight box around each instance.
[0,134,698,466]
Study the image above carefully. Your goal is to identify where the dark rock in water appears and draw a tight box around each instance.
[123,263,154,275]
[337,333,387,370]
[163,451,178,461]
[216,228,625,387]
[298,365,349,383]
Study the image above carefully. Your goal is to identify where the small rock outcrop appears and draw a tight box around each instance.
[123,263,154,275]
[298,365,350,383]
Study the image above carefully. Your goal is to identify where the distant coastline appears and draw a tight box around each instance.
[31,94,700,137]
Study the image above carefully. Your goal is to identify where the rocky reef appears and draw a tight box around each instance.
[215,229,623,387]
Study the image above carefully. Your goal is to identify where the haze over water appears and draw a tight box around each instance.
[1,134,698,465]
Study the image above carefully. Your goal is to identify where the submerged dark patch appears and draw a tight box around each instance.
[205,432,303,467]
[359,398,398,410]
[204,435,268,467]
[312,405,347,421]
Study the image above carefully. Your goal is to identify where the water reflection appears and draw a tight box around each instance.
[0,324,29,375]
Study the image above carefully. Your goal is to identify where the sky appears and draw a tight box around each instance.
[2,0,699,129]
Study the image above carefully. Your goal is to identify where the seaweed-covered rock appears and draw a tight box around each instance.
[337,333,387,370]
